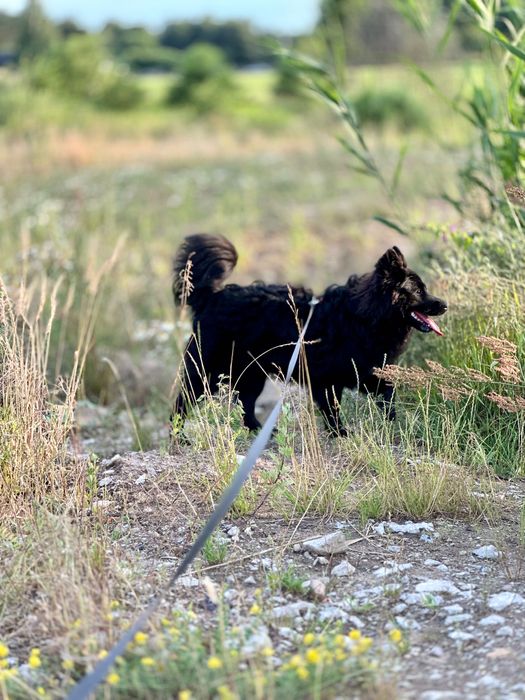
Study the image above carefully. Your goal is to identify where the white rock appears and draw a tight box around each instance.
[448,630,474,642]
[178,575,199,588]
[496,625,514,637]
[227,525,240,539]
[292,543,302,552]
[478,674,501,688]
[241,625,272,655]
[313,556,329,567]
[429,646,445,657]
[331,560,356,577]
[443,604,463,615]
[270,601,315,620]
[134,474,147,485]
[303,531,348,556]
[374,563,412,578]
[244,576,256,585]
[373,521,434,536]
[91,499,112,512]
[445,613,472,625]
[472,545,501,560]
[420,693,462,700]
[479,614,505,626]
[415,580,460,595]
[98,476,113,487]
[318,605,349,623]
[302,578,327,600]
[487,592,525,611]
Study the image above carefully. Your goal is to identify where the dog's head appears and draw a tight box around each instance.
[375,247,447,335]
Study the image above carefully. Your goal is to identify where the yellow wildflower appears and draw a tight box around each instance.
[28,654,42,669]
[106,672,120,685]
[0,660,8,669]
[296,667,309,680]
[37,688,47,697]
[134,632,148,645]
[217,686,235,700]
[141,657,156,667]
[110,600,120,610]
[335,648,346,661]
[352,636,373,655]
[249,603,261,615]
[261,647,274,657]
[303,632,315,646]
[289,654,303,669]
[207,656,223,670]
[335,634,346,647]
[348,629,361,641]
[389,629,403,644]
[0,643,8,658]
[62,659,75,671]
[178,692,192,700]
[98,649,108,659]
[306,648,321,665]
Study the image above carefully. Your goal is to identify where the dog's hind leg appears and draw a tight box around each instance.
[313,384,347,436]
[236,371,267,431]
[171,335,214,426]
[361,376,396,420]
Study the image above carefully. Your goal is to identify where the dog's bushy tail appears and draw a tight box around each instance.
[173,233,238,311]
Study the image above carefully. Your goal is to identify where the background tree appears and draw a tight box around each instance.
[16,0,56,61]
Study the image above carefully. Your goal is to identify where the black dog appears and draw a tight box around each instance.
[172,234,447,434]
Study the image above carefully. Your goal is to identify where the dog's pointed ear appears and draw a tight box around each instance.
[375,247,407,279]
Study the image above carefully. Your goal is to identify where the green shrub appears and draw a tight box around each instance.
[167,43,236,113]
[353,86,427,130]
[26,34,143,110]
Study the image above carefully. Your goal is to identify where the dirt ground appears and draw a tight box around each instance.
[74,406,525,700]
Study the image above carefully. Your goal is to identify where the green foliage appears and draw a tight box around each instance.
[353,86,427,129]
[167,43,236,113]
[16,0,56,60]
[202,533,228,565]
[160,19,272,67]
[26,34,143,110]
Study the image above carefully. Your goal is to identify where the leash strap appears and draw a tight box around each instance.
[67,298,318,700]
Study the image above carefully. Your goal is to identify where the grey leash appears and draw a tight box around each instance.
[67,298,318,700]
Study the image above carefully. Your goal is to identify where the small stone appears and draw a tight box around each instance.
[478,674,501,689]
[429,645,445,657]
[496,625,514,637]
[393,616,421,631]
[302,578,326,600]
[313,556,329,567]
[98,476,113,487]
[318,605,349,623]
[488,592,525,611]
[279,627,295,640]
[227,526,240,539]
[479,614,505,626]
[472,545,501,560]
[241,625,272,655]
[374,563,412,578]
[134,474,147,485]
[270,601,315,621]
[415,580,460,595]
[179,575,199,588]
[303,531,348,556]
[392,603,407,614]
[244,576,256,585]
[445,613,472,625]
[448,630,474,642]
[331,560,356,577]
[293,543,302,552]
[373,521,434,536]
[420,693,462,700]
[386,545,401,553]
[443,604,463,615]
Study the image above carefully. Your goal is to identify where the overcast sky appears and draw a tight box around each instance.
[0,0,320,33]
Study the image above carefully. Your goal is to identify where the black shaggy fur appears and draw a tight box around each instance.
[172,234,447,434]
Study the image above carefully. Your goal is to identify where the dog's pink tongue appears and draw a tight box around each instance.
[413,311,444,336]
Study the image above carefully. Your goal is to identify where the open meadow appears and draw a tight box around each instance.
[1,9,525,698]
